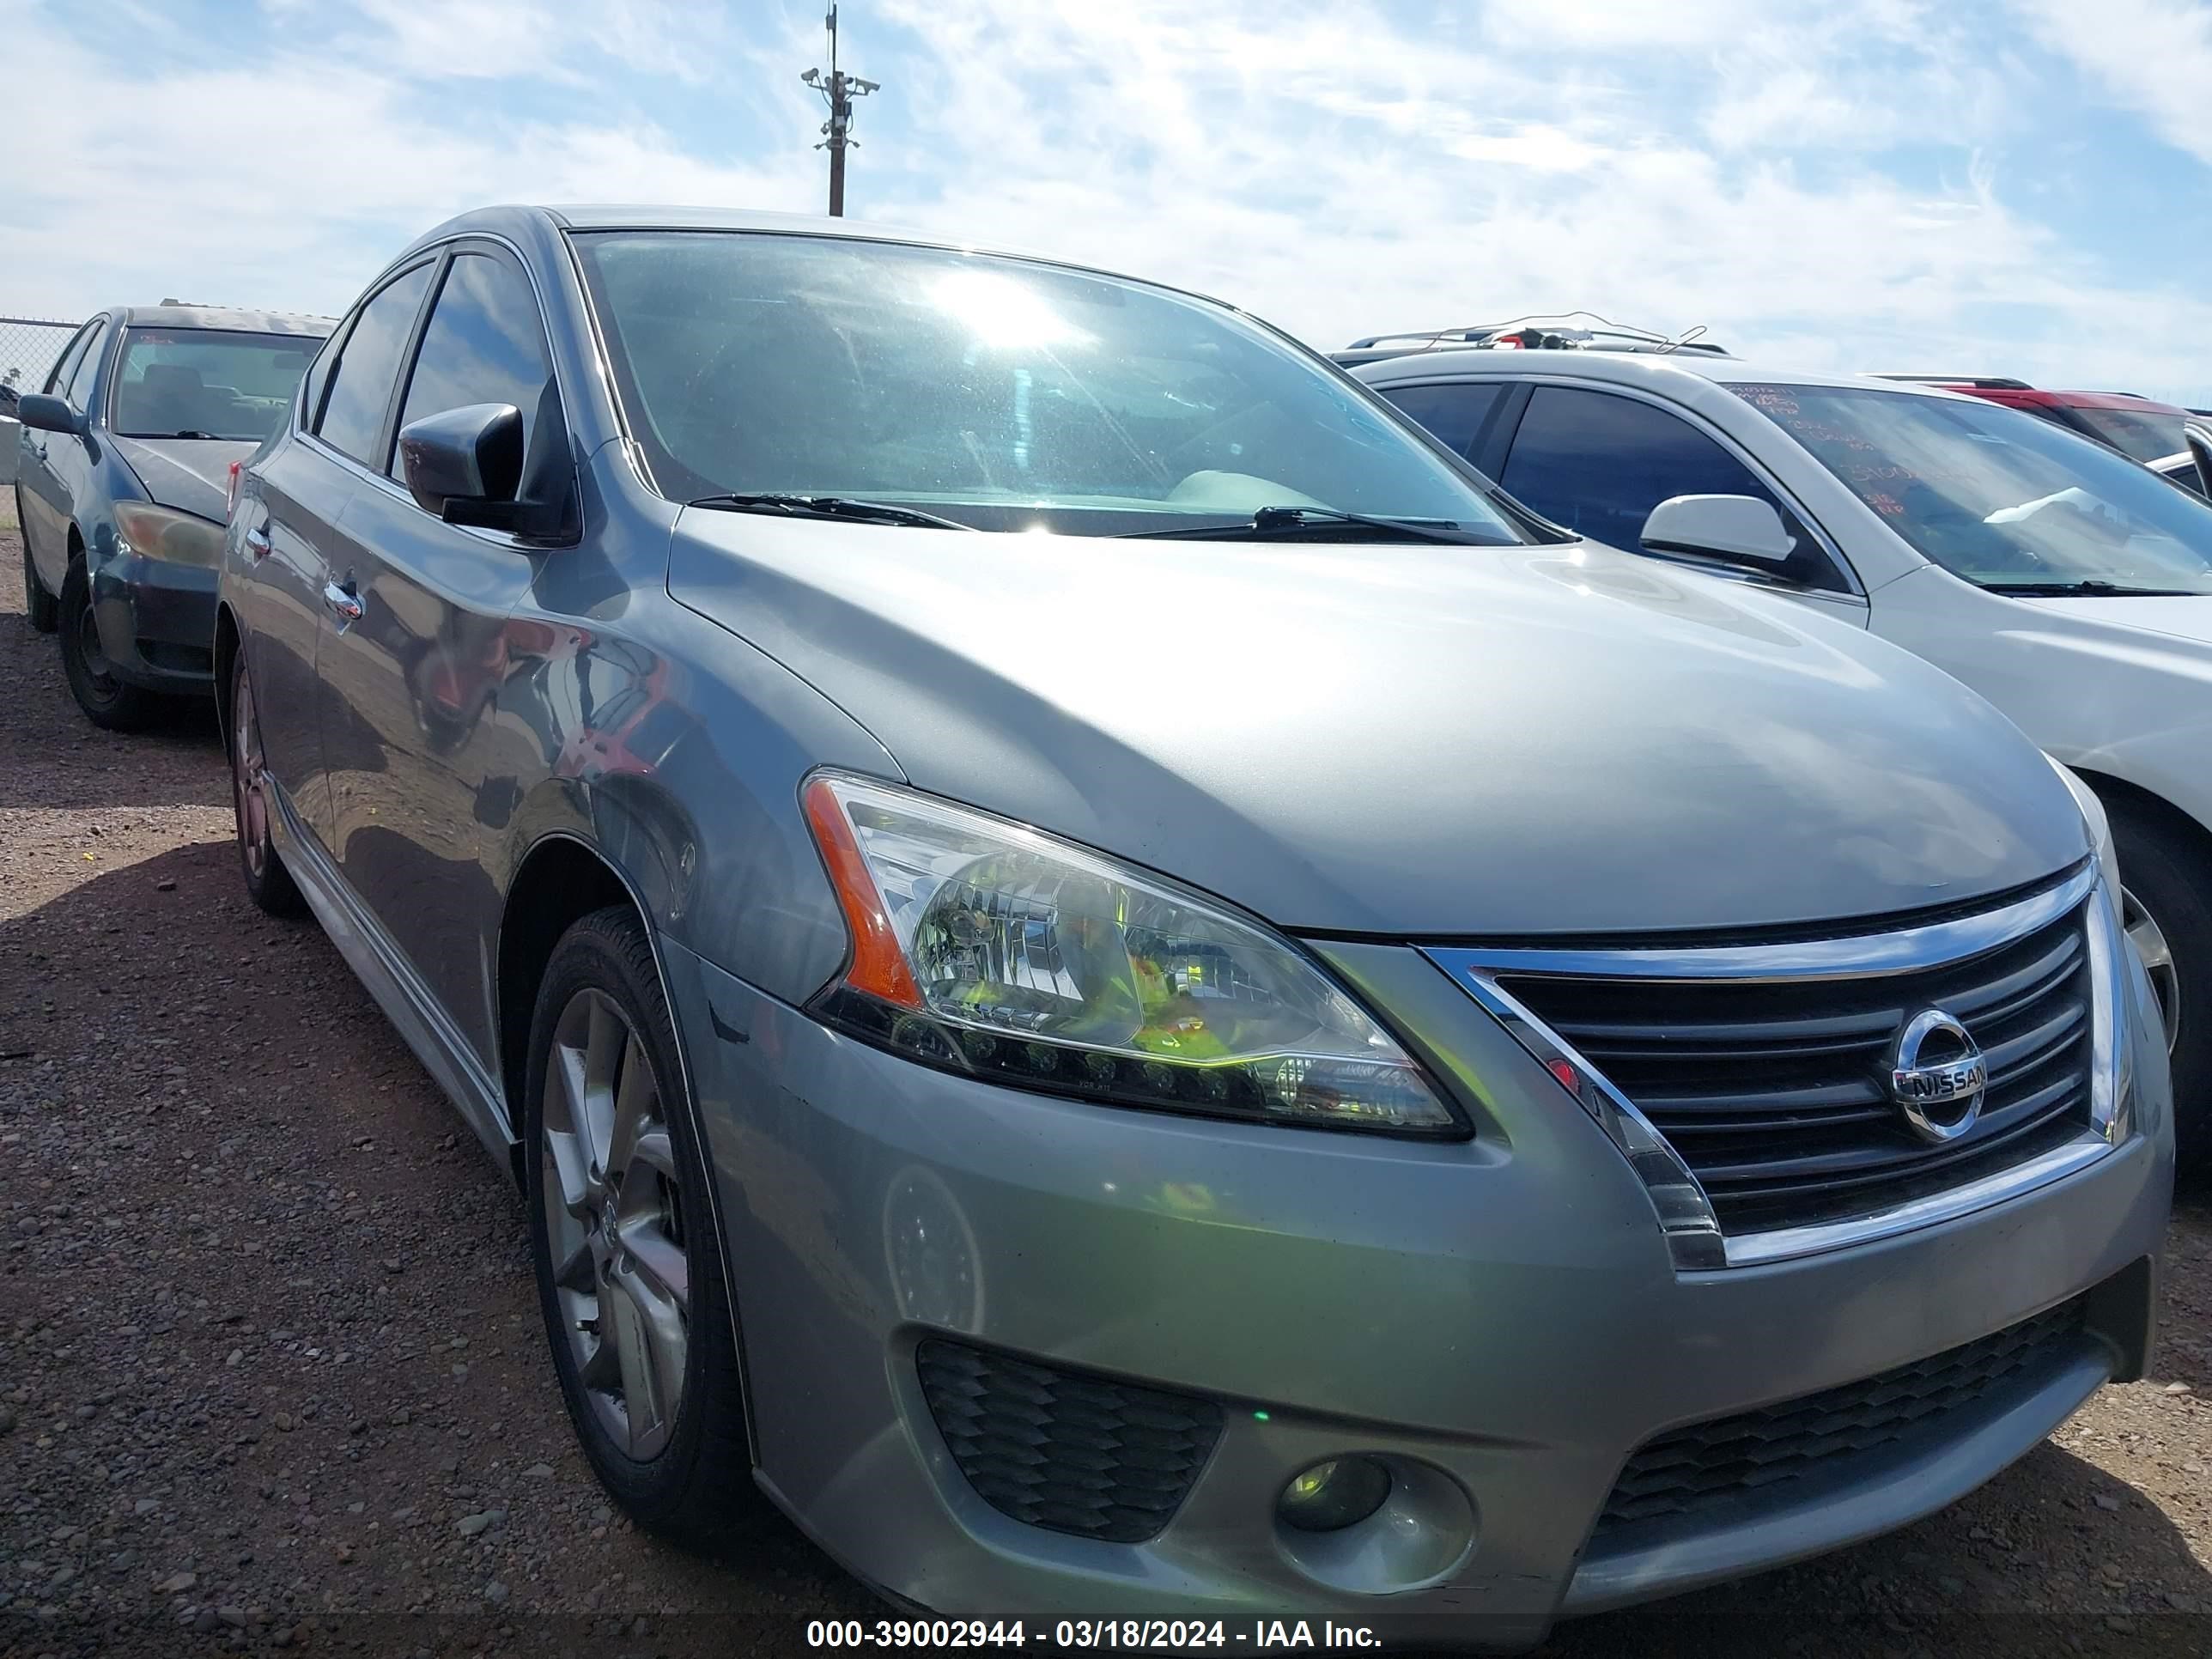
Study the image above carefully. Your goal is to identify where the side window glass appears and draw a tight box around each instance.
[300,322,349,433]
[316,264,435,466]
[387,252,555,482]
[1501,386,1842,590]
[65,325,106,411]
[45,323,96,396]
[1379,382,1505,459]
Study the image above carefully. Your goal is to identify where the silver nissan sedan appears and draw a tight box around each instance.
[214,205,2172,1649]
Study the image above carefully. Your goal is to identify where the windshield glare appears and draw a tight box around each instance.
[573,230,1520,539]
[112,327,321,441]
[1731,382,2212,596]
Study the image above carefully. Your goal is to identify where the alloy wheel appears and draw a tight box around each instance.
[539,987,690,1461]
[232,664,270,880]
[2122,884,2181,1055]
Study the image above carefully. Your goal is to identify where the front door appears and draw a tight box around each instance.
[16,318,105,590]
[1491,382,1869,627]
[246,262,438,849]
[317,245,560,1078]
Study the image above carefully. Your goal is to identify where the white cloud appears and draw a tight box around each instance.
[860,0,2212,402]
[0,0,2206,406]
[2012,0,2212,167]
[0,0,815,317]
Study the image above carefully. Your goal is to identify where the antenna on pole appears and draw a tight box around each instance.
[801,5,879,217]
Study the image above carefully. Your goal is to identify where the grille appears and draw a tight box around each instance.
[1596,1297,2087,1536]
[1498,901,2094,1234]
[916,1339,1223,1544]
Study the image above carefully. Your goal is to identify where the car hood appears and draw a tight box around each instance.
[2017,592,2212,647]
[670,517,2087,938]
[110,435,257,523]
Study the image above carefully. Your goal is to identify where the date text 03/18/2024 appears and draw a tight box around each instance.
[805,1620,1385,1650]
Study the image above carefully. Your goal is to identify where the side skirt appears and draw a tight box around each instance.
[265,778,519,1176]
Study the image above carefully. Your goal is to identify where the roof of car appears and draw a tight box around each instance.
[116,304,334,336]
[1350,348,1972,399]
[416,203,1085,270]
[397,203,1247,323]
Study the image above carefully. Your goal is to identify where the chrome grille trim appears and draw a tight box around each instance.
[1427,865,2130,1273]
[1434,861,2098,981]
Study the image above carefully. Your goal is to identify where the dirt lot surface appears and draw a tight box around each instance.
[3,490,2211,1658]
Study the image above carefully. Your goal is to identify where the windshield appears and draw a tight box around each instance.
[111,327,321,441]
[2067,403,2188,465]
[572,230,1520,539]
[1729,381,2212,595]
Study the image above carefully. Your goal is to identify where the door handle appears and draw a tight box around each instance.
[244,524,271,562]
[323,579,362,623]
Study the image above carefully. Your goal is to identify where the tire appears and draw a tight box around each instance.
[58,556,159,731]
[523,907,763,1545]
[2106,801,2212,1162]
[19,504,58,633]
[228,648,307,918]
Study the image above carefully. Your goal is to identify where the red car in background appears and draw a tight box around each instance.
[1874,374,2194,464]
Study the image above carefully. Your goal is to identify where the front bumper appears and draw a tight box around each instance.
[659,933,2172,1650]
[88,547,218,693]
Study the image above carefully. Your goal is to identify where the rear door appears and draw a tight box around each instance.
[17,316,106,588]
[1492,382,1869,625]
[242,263,436,850]
[318,242,561,1073]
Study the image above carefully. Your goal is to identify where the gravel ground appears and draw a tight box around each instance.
[2,489,2209,1658]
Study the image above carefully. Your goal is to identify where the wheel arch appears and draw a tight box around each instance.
[212,603,242,749]
[496,831,646,1170]
[495,825,763,1465]
[2067,766,2212,872]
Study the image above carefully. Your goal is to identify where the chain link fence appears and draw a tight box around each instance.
[2,315,78,402]
[2,316,80,486]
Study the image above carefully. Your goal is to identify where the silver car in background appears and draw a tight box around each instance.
[216,206,2171,1648]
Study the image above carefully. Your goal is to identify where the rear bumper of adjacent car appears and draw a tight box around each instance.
[657,933,2172,1652]
[88,548,218,692]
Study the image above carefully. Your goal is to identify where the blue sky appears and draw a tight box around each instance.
[4,0,2209,405]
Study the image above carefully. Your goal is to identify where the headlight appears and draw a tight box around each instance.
[800,773,1464,1136]
[113,501,224,568]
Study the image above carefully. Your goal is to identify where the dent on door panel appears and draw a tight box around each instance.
[319,484,537,1071]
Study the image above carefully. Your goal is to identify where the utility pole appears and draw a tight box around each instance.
[801,7,879,217]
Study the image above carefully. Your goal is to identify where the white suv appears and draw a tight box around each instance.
[1353,346,2212,1152]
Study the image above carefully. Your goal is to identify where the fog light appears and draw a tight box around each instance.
[1276,1456,1391,1533]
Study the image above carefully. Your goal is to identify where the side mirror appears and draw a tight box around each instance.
[2186,421,2212,500]
[16,393,84,436]
[1640,494,1795,568]
[398,403,524,528]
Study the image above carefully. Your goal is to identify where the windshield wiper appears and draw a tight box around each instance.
[687,493,976,532]
[1118,505,1498,545]
[1982,579,2205,598]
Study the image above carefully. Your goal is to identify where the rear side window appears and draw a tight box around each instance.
[387,252,555,481]
[1500,386,1844,591]
[1377,382,1506,459]
[65,325,106,410]
[316,264,434,466]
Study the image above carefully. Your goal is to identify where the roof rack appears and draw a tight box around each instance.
[1343,313,1730,358]
[1870,374,2035,390]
